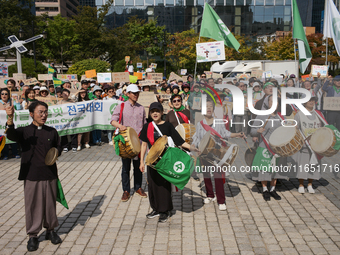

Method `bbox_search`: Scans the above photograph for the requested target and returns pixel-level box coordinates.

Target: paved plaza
[1,137,340,255]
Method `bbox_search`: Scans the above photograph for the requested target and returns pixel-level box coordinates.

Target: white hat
[253,82,261,87]
[90,83,96,88]
[40,86,48,91]
[126,84,140,93]
[93,85,102,92]
[33,85,40,90]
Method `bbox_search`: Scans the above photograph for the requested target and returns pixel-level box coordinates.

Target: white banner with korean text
[0,100,121,144]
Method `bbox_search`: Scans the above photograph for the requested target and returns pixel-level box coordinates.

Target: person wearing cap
[322,75,340,129]
[62,80,71,89]
[81,80,90,91]
[192,99,246,209]
[139,102,192,222]
[76,89,91,150]
[252,82,264,100]
[111,84,147,201]
[292,96,325,194]
[48,84,56,97]
[33,85,40,96]
[39,87,49,98]
[91,86,103,100]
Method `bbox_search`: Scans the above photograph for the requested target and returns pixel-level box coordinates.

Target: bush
[112,59,127,72]
[8,58,47,78]
[67,59,111,78]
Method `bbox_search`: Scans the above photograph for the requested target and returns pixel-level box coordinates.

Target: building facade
[35,0,79,18]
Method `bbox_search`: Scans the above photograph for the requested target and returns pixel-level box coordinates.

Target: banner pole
[326,37,328,65]
[193,36,201,85]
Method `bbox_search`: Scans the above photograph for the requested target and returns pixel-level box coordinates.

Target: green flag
[292,0,312,74]
[53,77,62,87]
[48,64,55,74]
[152,147,194,190]
[200,3,240,51]
[56,179,69,209]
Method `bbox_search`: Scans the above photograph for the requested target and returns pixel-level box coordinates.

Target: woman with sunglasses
[22,88,37,110]
[165,94,190,129]
[0,88,21,159]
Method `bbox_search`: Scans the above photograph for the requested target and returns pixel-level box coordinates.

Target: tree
[8,57,46,78]
[67,59,110,78]
[261,33,295,61]
[38,14,79,70]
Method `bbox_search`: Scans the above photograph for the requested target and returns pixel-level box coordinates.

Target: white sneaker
[298,186,305,194]
[307,185,315,194]
[218,203,227,211]
[85,144,90,148]
[63,148,68,153]
[72,148,77,153]
[203,197,216,204]
[77,146,81,151]
[109,141,113,146]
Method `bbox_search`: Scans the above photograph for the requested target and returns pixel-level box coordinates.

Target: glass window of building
[176,0,184,6]
[115,0,124,5]
[226,0,234,5]
[254,15,264,23]
[186,0,194,6]
[125,0,134,6]
[235,7,241,15]
[256,0,264,5]
[265,0,274,5]
[155,0,163,6]
[274,6,284,16]
[245,0,255,5]
[135,0,144,5]
[145,0,154,5]
[235,26,241,35]
[235,16,241,25]
[255,6,264,15]
[236,0,244,5]
[284,6,290,15]
[264,6,274,16]
[216,0,224,6]
[197,0,205,6]
[276,0,284,5]
[166,0,174,6]
[283,15,290,25]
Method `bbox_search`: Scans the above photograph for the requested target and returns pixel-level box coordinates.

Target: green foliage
[8,57,47,78]
[261,33,295,60]
[113,59,127,72]
[67,59,110,78]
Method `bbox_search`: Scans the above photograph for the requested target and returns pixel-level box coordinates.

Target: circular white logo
[173,161,185,173]
[262,149,271,159]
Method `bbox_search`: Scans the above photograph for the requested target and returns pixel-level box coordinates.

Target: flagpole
[326,37,328,65]
[193,36,201,85]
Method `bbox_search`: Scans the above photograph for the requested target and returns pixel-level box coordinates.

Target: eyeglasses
[36,111,48,116]
[1,93,8,96]
[172,99,181,103]
[108,90,114,93]
[201,76,206,78]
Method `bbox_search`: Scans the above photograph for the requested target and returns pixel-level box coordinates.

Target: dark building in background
[35,0,79,18]
[105,0,292,36]
[296,0,325,33]
[20,0,36,16]
[79,0,96,7]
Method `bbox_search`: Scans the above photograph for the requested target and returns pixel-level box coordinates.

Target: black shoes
[146,210,160,219]
[27,237,39,252]
[270,190,282,200]
[263,191,271,201]
[158,212,171,223]
[45,231,62,245]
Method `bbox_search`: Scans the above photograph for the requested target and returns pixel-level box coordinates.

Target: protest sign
[192,97,202,110]
[24,78,39,86]
[137,63,143,68]
[182,76,188,82]
[147,73,162,82]
[57,74,78,81]
[0,62,8,77]
[0,78,8,88]
[85,69,96,78]
[151,63,157,69]
[97,73,112,83]
[138,92,157,107]
[301,74,310,82]
[204,71,213,78]
[323,97,340,111]
[263,71,272,79]
[80,75,86,81]
[38,74,53,81]
[311,65,328,77]
[112,72,130,83]
[13,73,27,80]
[139,80,156,86]
[168,72,182,82]
[212,73,223,79]
[196,41,225,62]
[125,56,130,62]
[160,94,171,114]
[181,69,187,75]
[251,70,263,80]
[133,72,143,80]
[0,100,121,143]
[35,96,63,106]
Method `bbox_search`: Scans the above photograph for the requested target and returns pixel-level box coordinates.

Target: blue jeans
[2,143,18,157]
[92,130,102,144]
[121,158,142,193]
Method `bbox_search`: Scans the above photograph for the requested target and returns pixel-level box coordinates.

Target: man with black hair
[5,101,63,252]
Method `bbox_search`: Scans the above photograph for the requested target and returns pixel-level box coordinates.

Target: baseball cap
[290,74,296,78]
[253,82,261,87]
[182,83,190,88]
[33,86,40,90]
[90,83,96,88]
[149,102,163,112]
[334,75,340,80]
[126,84,140,93]
[81,80,89,84]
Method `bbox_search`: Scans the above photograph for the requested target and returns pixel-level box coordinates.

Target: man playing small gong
[5,101,63,252]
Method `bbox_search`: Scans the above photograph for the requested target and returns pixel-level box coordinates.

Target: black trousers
[61,135,77,149]
[147,166,173,213]
[326,111,340,129]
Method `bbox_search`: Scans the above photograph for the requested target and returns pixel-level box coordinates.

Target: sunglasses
[201,76,206,78]
[1,93,8,96]
[172,99,181,103]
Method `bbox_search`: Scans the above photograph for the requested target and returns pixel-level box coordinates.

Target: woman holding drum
[250,95,291,201]
[192,100,245,210]
[292,96,326,194]
[139,102,192,223]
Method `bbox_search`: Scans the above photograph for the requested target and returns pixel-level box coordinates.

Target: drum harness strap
[113,103,126,156]
[174,110,189,125]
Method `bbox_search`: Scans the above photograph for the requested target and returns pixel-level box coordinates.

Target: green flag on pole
[48,64,55,74]
[200,3,240,51]
[53,77,62,87]
[292,0,312,74]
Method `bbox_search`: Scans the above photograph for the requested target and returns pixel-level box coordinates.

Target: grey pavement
[1,137,340,254]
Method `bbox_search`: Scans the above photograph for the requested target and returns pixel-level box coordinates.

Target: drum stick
[143,171,149,185]
[242,134,252,152]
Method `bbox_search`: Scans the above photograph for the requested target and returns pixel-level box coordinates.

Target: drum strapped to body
[269,126,304,157]
[175,123,196,144]
[113,127,141,158]
[310,127,339,157]
[45,147,58,166]
[198,131,238,167]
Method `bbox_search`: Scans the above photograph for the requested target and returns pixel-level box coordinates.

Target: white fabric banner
[0,100,121,143]
[323,0,340,56]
